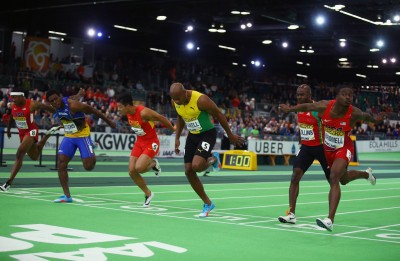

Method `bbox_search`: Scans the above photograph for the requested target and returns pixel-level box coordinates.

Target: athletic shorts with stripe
[324,143,354,168]
[131,138,160,158]
[184,128,216,163]
[293,144,330,181]
[58,136,95,159]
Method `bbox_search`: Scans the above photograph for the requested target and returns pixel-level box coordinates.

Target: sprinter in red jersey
[116,92,175,207]
[279,87,383,231]
[278,84,330,225]
[0,89,58,191]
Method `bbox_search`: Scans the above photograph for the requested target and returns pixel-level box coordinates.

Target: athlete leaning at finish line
[279,87,383,231]
[116,92,175,207]
[0,88,58,192]
[170,82,245,217]
[278,84,376,226]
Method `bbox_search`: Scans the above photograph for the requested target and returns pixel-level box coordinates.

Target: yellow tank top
[62,119,91,138]
[174,91,214,134]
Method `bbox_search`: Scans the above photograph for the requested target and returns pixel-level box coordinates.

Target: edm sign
[247,139,299,155]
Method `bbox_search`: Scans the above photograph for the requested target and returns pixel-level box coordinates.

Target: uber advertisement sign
[3,128,186,157]
[247,140,299,155]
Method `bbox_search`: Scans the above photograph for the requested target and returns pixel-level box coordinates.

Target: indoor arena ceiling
[1,0,400,83]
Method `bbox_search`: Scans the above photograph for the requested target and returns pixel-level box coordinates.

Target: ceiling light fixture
[288,25,299,30]
[49,30,67,36]
[324,5,400,26]
[208,24,217,33]
[149,47,168,53]
[156,16,167,21]
[262,40,272,44]
[217,25,226,33]
[218,45,236,51]
[114,25,137,31]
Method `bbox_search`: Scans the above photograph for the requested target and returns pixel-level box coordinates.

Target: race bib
[14,117,28,129]
[152,142,159,152]
[29,129,37,137]
[324,128,345,149]
[62,121,78,134]
[131,127,146,136]
[299,124,315,141]
[186,119,202,132]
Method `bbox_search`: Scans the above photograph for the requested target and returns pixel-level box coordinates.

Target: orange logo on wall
[24,37,50,72]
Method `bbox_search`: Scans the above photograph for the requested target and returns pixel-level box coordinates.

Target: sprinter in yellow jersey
[170,82,245,217]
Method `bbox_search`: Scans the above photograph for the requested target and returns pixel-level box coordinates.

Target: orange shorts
[131,139,160,158]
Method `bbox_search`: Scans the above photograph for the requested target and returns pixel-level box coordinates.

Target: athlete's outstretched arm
[69,100,116,129]
[30,100,55,113]
[351,106,385,125]
[279,100,329,114]
[68,88,86,101]
[141,107,175,132]
[197,95,245,147]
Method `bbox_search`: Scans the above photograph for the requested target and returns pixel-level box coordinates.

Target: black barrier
[0,127,7,167]
[0,129,73,170]
[50,133,73,171]
[34,132,46,167]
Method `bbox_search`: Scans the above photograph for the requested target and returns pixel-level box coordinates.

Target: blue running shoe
[54,195,73,203]
[198,202,215,217]
[211,152,221,172]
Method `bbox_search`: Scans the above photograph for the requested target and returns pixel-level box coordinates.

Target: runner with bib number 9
[116,92,175,207]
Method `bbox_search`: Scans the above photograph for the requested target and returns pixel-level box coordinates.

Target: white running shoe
[278,212,296,224]
[0,183,10,192]
[316,217,333,231]
[366,167,376,185]
[143,192,154,207]
[46,125,62,135]
[152,159,161,177]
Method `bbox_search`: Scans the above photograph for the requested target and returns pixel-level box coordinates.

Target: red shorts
[131,139,160,158]
[324,143,354,168]
[19,128,39,143]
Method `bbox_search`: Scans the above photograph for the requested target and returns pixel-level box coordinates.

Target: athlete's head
[9,87,26,106]
[336,87,353,107]
[46,89,63,109]
[296,84,312,104]
[169,82,187,105]
[116,92,134,116]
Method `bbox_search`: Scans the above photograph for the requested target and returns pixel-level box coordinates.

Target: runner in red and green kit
[278,84,330,225]
[279,87,383,231]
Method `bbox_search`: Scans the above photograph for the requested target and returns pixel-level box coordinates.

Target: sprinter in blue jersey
[46,89,116,203]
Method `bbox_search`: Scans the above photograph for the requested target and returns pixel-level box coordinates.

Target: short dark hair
[336,86,353,95]
[46,89,61,98]
[116,92,133,106]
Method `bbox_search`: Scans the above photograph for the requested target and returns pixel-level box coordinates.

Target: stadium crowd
[0,56,399,142]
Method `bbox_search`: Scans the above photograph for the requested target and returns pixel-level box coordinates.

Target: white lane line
[335,224,400,236]
[2,190,400,244]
